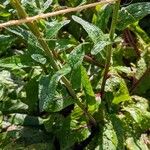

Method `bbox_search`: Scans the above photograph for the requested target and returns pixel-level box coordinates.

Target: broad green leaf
[136,57,147,79]
[0,127,53,149]
[117,2,150,30]
[93,119,119,150]
[93,4,112,32]
[6,27,28,39]
[0,54,34,69]
[114,66,133,76]
[71,66,81,89]
[31,54,47,64]
[81,65,96,105]
[0,70,16,87]
[110,115,125,150]
[123,107,150,131]
[134,68,150,95]
[0,12,11,17]
[45,20,70,39]
[0,35,15,54]
[24,76,39,113]
[43,114,64,132]
[68,43,86,69]
[112,78,131,104]
[49,108,89,150]
[44,92,74,113]
[133,50,150,95]
[91,41,111,55]
[55,39,75,52]
[0,99,28,114]
[57,118,89,150]
[131,95,149,111]
[8,114,43,126]
[39,65,72,112]
[44,108,89,149]
[126,136,149,150]
[42,0,53,12]
[72,15,109,44]
[106,75,131,104]
[39,75,50,112]
[101,122,118,150]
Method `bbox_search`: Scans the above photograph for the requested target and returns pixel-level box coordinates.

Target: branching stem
[11,0,96,125]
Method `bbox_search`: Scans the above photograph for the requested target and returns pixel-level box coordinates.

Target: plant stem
[101,0,120,98]
[11,0,96,125]
[0,0,115,28]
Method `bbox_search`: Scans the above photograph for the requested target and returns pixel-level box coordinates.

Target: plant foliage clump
[0,0,150,149]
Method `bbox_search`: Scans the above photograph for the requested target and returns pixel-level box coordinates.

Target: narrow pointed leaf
[68,43,86,69]
[91,41,111,55]
[72,15,109,44]
[0,55,34,69]
[112,78,131,104]
[39,65,72,112]
[117,2,150,30]
[45,20,70,39]
[31,54,47,64]
[81,65,95,105]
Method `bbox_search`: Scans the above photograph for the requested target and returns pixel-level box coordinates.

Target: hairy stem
[101,0,120,98]
[0,0,115,28]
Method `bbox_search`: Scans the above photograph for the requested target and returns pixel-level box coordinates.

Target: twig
[84,55,104,68]
[0,0,115,28]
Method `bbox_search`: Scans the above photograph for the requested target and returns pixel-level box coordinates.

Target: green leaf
[114,66,133,76]
[106,75,131,104]
[55,39,75,53]
[0,99,28,114]
[39,65,72,112]
[68,43,86,69]
[131,95,149,111]
[110,115,125,150]
[72,15,109,44]
[126,136,149,150]
[94,120,118,150]
[93,4,112,32]
[45,20,70,39]
[6,27,28,39]
[71,66,81,90]
[57,116,89,150]
[31,54,47,65]
[112,78,131,104]
[0,35,15,54]
[0,12,11,17]
[81,65,96,105]
[133,51,150,94]
[0,127,53,149]
[8,114,43,126]
[117,2,150,30]
[123,107,150,131]
[44,107,89,149]
[42,0,53,12]
[91,41,111,55]
[0,54,35,69]
[24,76,39,113]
